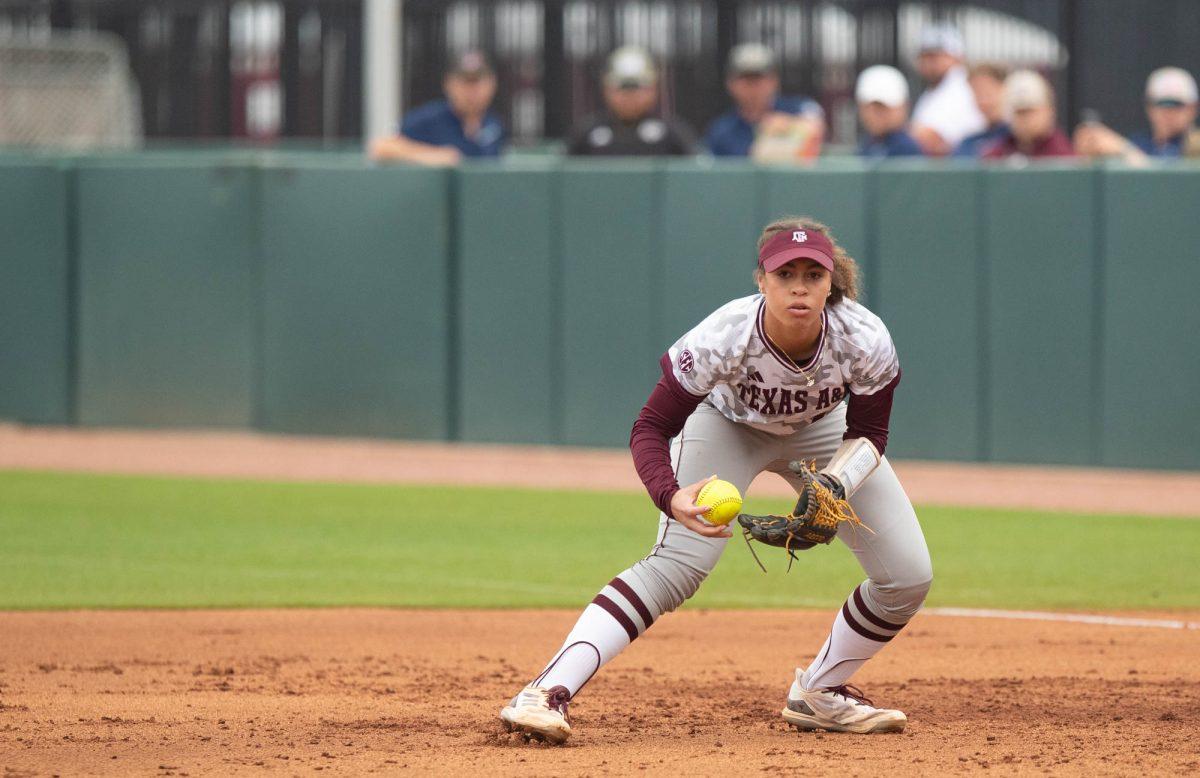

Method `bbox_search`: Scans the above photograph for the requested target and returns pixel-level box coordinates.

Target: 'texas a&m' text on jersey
[665,295,899,436]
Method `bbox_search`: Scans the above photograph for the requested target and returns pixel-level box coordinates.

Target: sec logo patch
[679,349,694,373]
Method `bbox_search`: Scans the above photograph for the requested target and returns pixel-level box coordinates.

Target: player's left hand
[805,470,846,500]
[736,461,867,571]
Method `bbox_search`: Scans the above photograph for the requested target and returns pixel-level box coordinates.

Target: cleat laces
[520,685,571,722]
[826,684,874,707]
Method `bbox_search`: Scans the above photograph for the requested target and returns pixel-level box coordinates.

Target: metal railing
[2,0,1196,145]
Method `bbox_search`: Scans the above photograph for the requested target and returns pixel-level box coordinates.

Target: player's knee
[629,556,710,614]
[866,562,932,620]
[904,571,933,608]
[663,564,708,609]
[675,570,706,605]
[899,558,933,609]
[906,549,933,593]
[895,542,933,598]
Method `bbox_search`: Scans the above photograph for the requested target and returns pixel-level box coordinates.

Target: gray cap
[728,43,777,77]
[605,45,658,88]
[448,49,493,79]
[1004,69,1053,113]
[918,24,965,57]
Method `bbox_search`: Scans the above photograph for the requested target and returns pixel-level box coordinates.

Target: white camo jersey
[666,294,899,435]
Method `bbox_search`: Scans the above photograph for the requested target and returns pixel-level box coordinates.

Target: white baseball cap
[1145,67,1198,105]
[1004,69,1053,113]
[605,45,657,89]
[728,43,777,76]
[855,65,909,107]
[918,24,965,58]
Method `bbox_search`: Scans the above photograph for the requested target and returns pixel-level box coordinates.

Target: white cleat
[499,684,573,744]
[782,683,907,734]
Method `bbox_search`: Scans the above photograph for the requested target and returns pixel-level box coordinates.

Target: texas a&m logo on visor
[792,230,808,243]
[678,349,695,373]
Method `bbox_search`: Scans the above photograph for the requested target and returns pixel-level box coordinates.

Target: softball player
[501,217,932,743]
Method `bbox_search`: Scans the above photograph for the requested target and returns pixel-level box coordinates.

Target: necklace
[762,326,819,387]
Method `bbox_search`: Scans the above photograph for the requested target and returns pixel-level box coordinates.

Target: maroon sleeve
[629,353,707,515]
[1049,130,1076,157]
[844,370,900,456]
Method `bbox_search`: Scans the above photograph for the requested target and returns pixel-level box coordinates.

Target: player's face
[757,258,832,325]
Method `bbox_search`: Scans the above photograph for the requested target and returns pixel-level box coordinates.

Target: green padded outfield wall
[5,157,1199,470]
[75,162,257,427]
[0,162,71,424]
[983,167,1100,465]
[659,161,762,344]
[258,163,451,439]
[873,166,984,461]
[455,164,558,443]
[559,162,662,447]
[1100,169,1200,470]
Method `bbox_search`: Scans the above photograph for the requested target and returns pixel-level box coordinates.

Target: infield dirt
[2,608,1198,776]
[3,425,1200,775]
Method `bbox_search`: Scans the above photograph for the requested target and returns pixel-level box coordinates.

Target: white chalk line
[924,607,1200,631]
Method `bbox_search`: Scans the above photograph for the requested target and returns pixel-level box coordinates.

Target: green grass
[1,469,1197,611]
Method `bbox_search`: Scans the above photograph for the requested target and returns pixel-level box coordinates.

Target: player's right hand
[670,475,733,539]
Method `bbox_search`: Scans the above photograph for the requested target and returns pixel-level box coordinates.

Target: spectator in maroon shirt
[982,70,1074,160]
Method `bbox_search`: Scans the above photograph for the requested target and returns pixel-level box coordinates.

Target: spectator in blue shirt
[370,50,505,165]
[954,63,1010,158]
[1075,67,1198,163]
[855,65,924,159]
[704,43,825,161]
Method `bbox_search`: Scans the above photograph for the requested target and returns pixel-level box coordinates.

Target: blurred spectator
[910,25,985,156]
[704,43,825,161]
[567,46,698,157]
[370,51,504,166]
[1074,67,1199,162]
[982,70,1074,160]
[954,63,1010,158]
[855,65,923,159]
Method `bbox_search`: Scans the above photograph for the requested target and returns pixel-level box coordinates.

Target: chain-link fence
[0,32,141,148]
[405,0,1070,147]
[2,0,1198,145]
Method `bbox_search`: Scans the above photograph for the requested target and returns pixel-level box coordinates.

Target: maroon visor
[758,228,835,273]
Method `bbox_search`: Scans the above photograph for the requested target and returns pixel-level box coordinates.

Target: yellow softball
[695,479,743,526]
